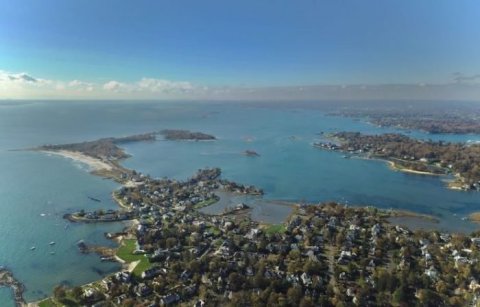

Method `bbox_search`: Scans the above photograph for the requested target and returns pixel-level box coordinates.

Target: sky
[1,0,480,100]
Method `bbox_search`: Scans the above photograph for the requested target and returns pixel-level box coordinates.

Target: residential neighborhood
[40,168,480,306]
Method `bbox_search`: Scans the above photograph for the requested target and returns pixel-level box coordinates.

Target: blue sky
[1,0,480,99]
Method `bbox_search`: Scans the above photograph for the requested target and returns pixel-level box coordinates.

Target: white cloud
[136,78,194,93]
[1,68,480,100]
[102,78,196,94]
[103,80,129,92]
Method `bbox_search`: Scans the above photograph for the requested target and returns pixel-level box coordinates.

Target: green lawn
[205,226,221,236]
[116,239,152,276]
[38,298,78,307]
[193,198,218,209]
[264,224,286,235]
[38,299,57,307]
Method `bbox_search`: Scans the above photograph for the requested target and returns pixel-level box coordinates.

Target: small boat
[30,246,36,251]
[49,241,55,246]
[40,213,46,217]
[342,155,350,159]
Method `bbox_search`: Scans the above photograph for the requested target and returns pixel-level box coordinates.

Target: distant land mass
[160,129,216,141]
[329,104,480,134]
[315,132,480,191]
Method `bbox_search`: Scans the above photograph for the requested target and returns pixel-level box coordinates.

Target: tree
[392,286,407,305]
[166,237,177,248]
[228,272,245,291]
[286,286,302,306]
[299,297,314,307]
[53,285,66,301]
[71,286,83,301]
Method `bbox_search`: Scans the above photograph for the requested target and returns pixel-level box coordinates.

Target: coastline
[354,156,465,191]
[39,150,113,172]
[386,160,440,176]
[386,208,439,223]
[28,131,479,306]
[468,212,480,223]
[389,159,471,192]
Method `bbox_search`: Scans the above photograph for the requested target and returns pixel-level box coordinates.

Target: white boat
[49,241,55,245]
[30,246,36,250]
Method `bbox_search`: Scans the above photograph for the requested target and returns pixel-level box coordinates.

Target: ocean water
[0,100,479,304]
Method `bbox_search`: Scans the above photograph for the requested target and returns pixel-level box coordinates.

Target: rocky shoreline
[0,268,26,307]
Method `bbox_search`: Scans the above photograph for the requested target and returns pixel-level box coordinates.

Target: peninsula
[314,132,480,191]
[39,198,480,307]
[32,132,480,307]
[34,130,217,182]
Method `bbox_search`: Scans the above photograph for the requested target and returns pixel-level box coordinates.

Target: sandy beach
[40,150,113,171]
[387,161,440,176]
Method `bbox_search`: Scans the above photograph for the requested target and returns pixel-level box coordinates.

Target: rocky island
[160,129,216,141]
[243,150,260,157]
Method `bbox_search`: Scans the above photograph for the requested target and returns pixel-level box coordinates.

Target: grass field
[193,198,218,209]
[38,299,57,307]
[116,239,152,276]
[264,224,286,235]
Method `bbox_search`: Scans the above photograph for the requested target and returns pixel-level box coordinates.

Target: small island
[314,132,480,191]
[160,129,216,141]
[243,150,260,157]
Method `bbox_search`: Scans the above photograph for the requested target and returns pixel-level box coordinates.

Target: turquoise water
[0,100,479,304]
[121,105,480,231]
[0,288,14,307]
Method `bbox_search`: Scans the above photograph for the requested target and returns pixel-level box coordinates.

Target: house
[180,270,192,281]
[425,266,438,279]
[194,300,206,307]
[301,272,312,286]
[136,283,152,297]
[245,228,261,240]
[142,267,162,279]
[115,271,131,283]
[160,293,181,306]
[338,250,354,264]
[371,224,381,237]
[83,288,96,299]
[471,238,480,246]
[115,294,127,305]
